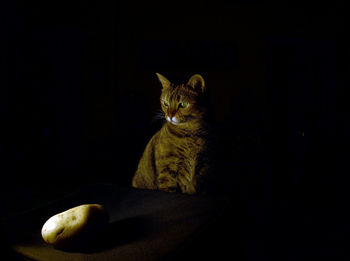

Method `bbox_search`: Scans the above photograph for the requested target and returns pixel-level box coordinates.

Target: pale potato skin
[41,204,109,249]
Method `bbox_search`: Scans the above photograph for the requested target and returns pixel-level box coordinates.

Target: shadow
[69,216,150,253]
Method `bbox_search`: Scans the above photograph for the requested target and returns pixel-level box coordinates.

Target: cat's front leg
[157,173,178,193]
[177,172,196,194]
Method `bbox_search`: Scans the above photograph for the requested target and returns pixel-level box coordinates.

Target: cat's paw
[157,175,178,193]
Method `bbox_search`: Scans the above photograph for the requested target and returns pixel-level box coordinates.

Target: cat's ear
[187,74,205,92]
[156,73,171,89]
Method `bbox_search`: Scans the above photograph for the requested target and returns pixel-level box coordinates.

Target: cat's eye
[178,102,188,109]
[163,100,169,107]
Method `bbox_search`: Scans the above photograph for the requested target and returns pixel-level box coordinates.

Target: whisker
[151,109,166,123]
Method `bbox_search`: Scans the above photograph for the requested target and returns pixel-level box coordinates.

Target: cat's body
[132,73,212,194]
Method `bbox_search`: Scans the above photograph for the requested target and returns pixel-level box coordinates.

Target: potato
[41,204,109,249]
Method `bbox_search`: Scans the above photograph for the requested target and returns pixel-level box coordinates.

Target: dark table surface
[2,183,228,261]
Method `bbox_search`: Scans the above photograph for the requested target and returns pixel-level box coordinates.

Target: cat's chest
[158,134,204,160]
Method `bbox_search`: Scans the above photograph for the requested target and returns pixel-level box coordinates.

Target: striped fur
[132,73,211,194]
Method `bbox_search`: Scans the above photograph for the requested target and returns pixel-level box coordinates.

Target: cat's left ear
[187,74,205,93]
[156,73,172,89]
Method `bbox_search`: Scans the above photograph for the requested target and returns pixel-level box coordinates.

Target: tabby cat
[132,73,212,195]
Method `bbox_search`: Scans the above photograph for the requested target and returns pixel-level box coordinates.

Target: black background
[1,0,350,260]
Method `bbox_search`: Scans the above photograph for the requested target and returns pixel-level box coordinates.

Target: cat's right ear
[156,73,171,89]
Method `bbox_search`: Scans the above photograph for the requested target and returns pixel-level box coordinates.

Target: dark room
[1,1,349,260]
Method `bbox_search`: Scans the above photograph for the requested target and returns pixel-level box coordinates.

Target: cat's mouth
[166,116,184,126]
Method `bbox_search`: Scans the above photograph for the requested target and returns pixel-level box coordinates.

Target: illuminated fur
[132,73,211,194]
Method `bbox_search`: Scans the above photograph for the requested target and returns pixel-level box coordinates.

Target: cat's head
[156,73,206,127]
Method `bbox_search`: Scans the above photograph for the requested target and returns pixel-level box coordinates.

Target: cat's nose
[168,110,176,119]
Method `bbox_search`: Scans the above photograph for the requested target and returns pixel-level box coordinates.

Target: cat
[131,73,212,195]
